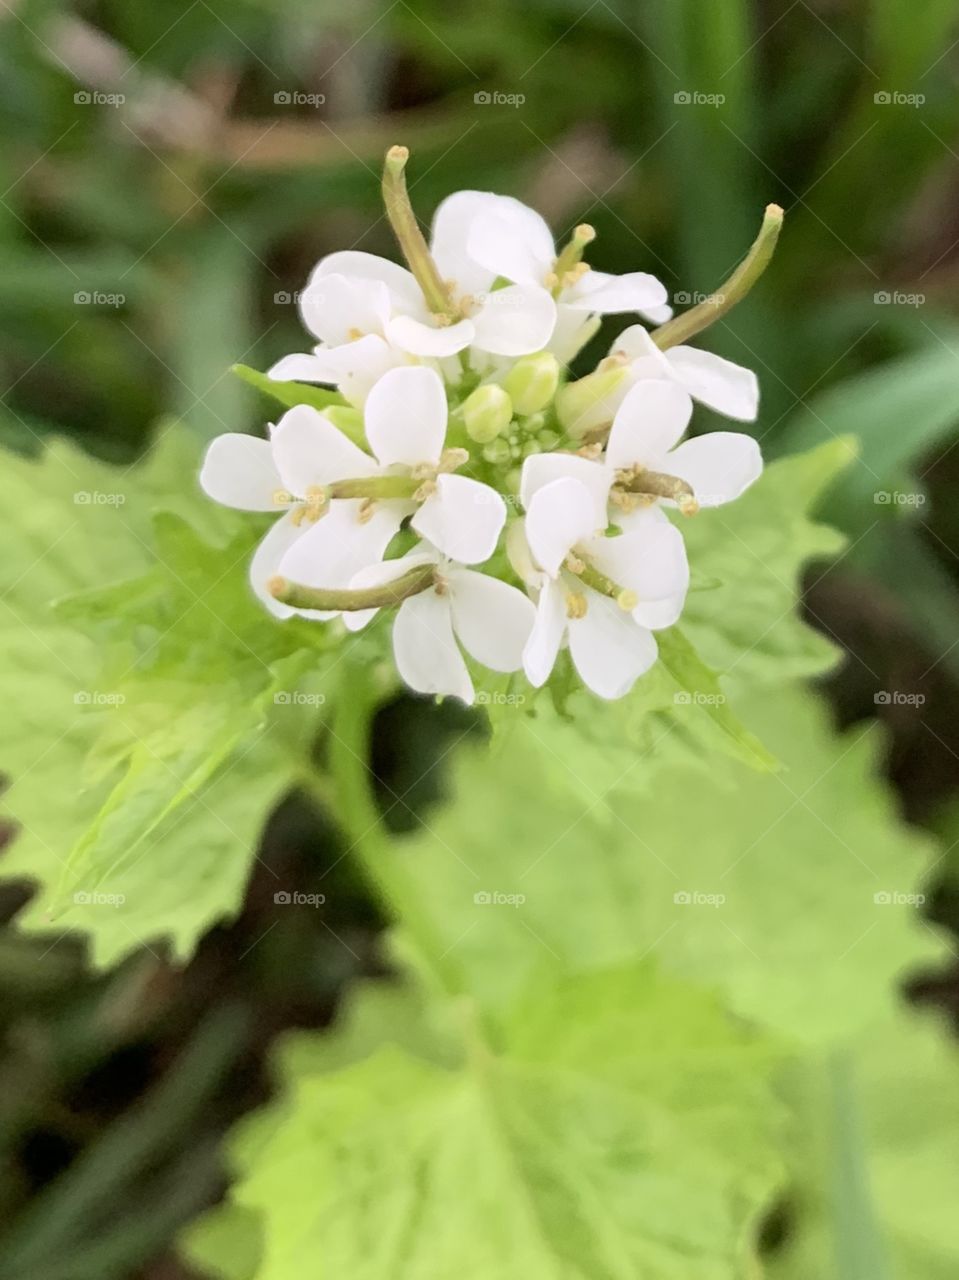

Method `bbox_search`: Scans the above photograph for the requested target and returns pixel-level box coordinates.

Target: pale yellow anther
[678,494,701,516]
[439,447,470,473]
[616,589,638,612]
[413,479,437,502]
[562,262,591,287]
[544,270,559,290]
[565,591,588,620]
[347,327,365,341]
[574,223,597,245]
[564,554,586,575]
[357,499,377,524]
[577,442,603,460]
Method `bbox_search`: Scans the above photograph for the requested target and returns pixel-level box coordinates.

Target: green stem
[652,203,784,351]
[328,660,469,1000]
[269,563,435,612]
[382,145,457,319]
[330,474,418,500]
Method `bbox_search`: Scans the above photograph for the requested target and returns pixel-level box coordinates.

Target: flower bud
[503,352,560,415]
[555,363,631,438]
[462,384,513,443]
[482,436,512,464]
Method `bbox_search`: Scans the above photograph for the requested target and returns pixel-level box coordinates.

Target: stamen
[438,447,469,473]
[565,591,588,619]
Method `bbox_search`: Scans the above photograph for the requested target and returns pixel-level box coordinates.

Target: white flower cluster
[201,160,766,703]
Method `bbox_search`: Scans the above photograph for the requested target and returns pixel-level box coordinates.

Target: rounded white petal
[521,453,611,528]
[525,477,601,577]
[270,405,377,494]
[607,324,674,389]
[548,306,601,364]
[278,499,405,593]
[364,366,448,467]
[470,285,557,357]
[312,251,423,312]
[644,303,674,325]
[335,335,410,408]
[666,431,763,506]
[466,204,555,287]
[393,590,474,704]
[267,352,338,385]
[385,313,475,358]
[523,578,567,688]
[249,510,307,619]
[298,274,390,346]
[632,591,686,630]
[411,474,506,564]
[200,433,284,512]
[430,191,502,295]
[447,568,535,673]
[563,270,669,316]
[665,345,759,422]
[568,590,658,699]
[341,549,437,632]
[585,522,689,603]
[605,379,693,472]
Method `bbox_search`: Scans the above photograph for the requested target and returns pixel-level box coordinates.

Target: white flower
[268,198,562,402]
[462,194,670,356]
[199,405,400,620]
[611,324,759,422]
[341,544,536,705]
[604,378,763,511]
[277,366,507,602]
[515,456,690,699]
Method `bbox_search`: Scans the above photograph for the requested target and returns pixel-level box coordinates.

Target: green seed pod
[462,384,513,443]
[503,352,561,415]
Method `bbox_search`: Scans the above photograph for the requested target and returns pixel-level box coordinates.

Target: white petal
[608,323,673,378]
[447,569,535,672]
[521,453,611,528]
[249,511,307,619]
[563,270,668,315]
[523,579,567,688]
[270,405,377,494]
[312,251,423,312]
[200,433,284,512]
[568,590,658,699]
[336,336,409,408]
[411,474,505,564]
[666,431,763,506]
[665,346,759,421]
[548,306,601,364]
[644,303,674,325]
[393,590,474,704]
[470,285,557,357]
[525,477,600,577]
[364,366,448,467]
[267,352,338,386]
[278,500,404,593]
[341,549,436,632]
[385,313,475,358]
[632,591,686,630]
[604,379,693,472]
[585,523,689,603]
[298,274,390,346]
[430,191,502,295]
[466,203,555,287]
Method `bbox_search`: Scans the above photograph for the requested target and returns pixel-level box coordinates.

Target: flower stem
[652,203,784,351]
[328,658,470,1001]
[382,145,457,320]
[268,563,435,612]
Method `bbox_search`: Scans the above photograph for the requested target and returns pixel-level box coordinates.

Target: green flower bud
[536,428,561,451]
[462,384,513,443]
[503,352,561,415]
[555,362,631,439]
[482,436,512,464]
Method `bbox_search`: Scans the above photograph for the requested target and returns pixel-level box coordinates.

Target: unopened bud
[503,352,560,415]
[482,436,512,464]
[462,384,513,443]
[556,364,631,438]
